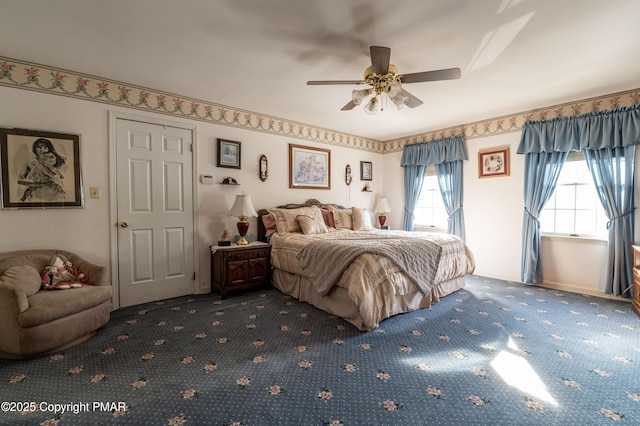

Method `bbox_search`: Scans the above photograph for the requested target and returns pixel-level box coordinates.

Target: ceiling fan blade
[307,80,363,85]
[370,46,390,74]
[401,67,461,84]
[341,100,356,110]
[400,89,423,108]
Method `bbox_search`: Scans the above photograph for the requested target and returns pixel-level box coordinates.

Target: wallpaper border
[1,56,639,154]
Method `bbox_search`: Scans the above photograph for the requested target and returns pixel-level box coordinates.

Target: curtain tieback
[606,208,635,229]
[524,207,539,221]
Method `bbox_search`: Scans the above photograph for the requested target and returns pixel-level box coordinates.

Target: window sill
[541,233,607,245]
[414,225,447,233]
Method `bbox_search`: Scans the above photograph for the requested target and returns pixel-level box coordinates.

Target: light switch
[90,187,100,199]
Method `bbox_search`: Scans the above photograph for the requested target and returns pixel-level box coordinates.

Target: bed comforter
[269,229,475,329]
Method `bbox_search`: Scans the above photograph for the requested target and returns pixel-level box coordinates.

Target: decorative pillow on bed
[352,206,373,231]
[261,213,278,237]
[321,208,335,228]
[296,214,329,235]
[269,206,323,234]
[331,207,353,230]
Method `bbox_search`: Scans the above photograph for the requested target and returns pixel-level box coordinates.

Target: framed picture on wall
[217,138,241,169]
[478,147,510,178]
[289,144,331,189]
[360,161,372,181]
[0,128,83,208]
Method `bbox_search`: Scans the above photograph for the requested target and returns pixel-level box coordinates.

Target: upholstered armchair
[0,249,112,359]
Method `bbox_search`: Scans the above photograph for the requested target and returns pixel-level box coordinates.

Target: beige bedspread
[271,229,474,290]
[296,232,442,297]
[269,229,474,330]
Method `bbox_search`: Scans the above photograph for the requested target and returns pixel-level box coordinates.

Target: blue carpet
[1,275,638,425]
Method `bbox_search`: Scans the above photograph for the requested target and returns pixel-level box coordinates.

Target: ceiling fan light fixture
[352,88,370,106]
[386,80,402,97]
[390,94,408,110]
[364,96,379,115]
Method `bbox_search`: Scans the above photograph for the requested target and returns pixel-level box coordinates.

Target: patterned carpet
[1,275,638,425]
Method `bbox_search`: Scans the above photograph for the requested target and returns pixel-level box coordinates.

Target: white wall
[0,86,385,294]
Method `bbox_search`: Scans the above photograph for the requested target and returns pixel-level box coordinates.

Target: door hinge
[193,272,196,280]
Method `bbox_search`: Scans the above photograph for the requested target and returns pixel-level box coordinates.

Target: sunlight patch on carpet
[491,338,558,406]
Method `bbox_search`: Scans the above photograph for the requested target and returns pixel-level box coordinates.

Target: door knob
[120,221,129,228]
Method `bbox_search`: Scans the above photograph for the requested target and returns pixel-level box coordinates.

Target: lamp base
[236,219,250,245]
[378,214,387,227]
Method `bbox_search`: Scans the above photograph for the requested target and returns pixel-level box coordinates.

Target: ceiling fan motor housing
[364,64,400,95]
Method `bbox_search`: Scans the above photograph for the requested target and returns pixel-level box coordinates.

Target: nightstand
[632,245,640,317]
[211,242,271,298]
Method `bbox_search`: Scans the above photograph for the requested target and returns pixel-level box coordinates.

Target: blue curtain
[402,163,426,231]
[401,135,468,234]
[584,146,636,297]
[520,151,568,283]
[436,160,465,239]
[517,105,640,292]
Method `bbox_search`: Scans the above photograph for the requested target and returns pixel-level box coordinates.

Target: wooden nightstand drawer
[227,248,269,261]
[211,243,271,298]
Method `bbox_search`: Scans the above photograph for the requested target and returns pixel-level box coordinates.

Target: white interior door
[116,119,195,307]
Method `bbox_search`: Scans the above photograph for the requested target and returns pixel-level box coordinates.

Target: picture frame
[217,138,241,169]
[360,161,372,181]
[478,146,510,178]
[289,144,331,190]
[0,128,83,208]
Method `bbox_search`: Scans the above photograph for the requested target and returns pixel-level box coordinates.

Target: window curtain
[583,146,635,297]
[436,160,465,239]
[517,105,640,294]
[400,135,468,237]
[520,151,568,283]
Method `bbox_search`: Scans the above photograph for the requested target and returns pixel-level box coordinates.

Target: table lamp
[228,192,258,245]
[374,197,391,228]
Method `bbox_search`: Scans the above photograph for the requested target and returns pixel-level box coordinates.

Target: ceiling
[1,0,639,141]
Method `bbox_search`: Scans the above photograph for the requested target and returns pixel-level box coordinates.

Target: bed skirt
[270,268,466,331]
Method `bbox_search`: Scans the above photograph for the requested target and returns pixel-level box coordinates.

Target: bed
[257,199,475,331]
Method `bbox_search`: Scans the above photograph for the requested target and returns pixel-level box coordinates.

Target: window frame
[413,165,448,231]
[539,151,608,240]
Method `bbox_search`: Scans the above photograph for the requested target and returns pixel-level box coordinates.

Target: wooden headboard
[257,199,346,242]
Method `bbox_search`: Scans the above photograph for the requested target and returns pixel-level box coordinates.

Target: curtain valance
[517,105,640,154]
[401,134,468,166]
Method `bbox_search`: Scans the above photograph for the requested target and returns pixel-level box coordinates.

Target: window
[539,151,608,238]
[413,165,448,229]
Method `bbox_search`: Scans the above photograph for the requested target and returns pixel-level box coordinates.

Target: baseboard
[471,272,631,303]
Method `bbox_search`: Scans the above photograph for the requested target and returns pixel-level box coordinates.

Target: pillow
[1,265,41,296]
[261,213,277,237]
[332,208,353,230]
[269,206,322,234]
[321,208,335,228]
[296,214,329,235]
[352,207,373,231]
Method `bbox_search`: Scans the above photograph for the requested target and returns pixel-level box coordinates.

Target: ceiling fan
[307,46,461,114]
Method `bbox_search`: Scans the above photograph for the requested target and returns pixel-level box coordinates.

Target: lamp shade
[374,198,391,214]
[228,192,258,218]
